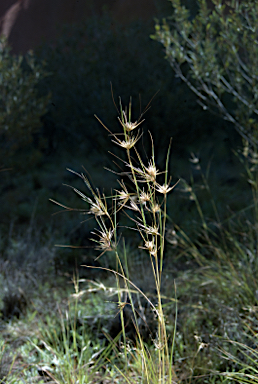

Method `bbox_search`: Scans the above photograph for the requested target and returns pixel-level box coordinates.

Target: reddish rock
[0,0,158,54]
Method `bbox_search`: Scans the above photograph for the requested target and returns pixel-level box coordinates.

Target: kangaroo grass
[52,97,258,382]
[51,98,179,383]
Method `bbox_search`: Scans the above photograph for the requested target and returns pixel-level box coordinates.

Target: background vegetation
[1,1,258,383]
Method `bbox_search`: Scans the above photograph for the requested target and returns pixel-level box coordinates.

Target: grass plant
[3,97,258,382]
[219,338,258,384]
[28,278,108,384]
[0,276,115,384]
[50,97,258,383]
[51,98,180,383]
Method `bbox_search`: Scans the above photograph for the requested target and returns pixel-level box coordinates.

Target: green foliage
[0,282,111,384]
[153,0,258,145]
[0,36,50,170]
[162,147,258,380]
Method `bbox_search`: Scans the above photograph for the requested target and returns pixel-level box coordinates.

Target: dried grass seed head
[150,202,160,213]
[143,240,156,253]
[138,222,160,236]
[118,110,144,132]
[112,133,141,150]
[115,180,132,203]
[155,183,175,195]
[166,227,178,247]
[128,199,141,212]
[139,189,151,204]
[116,189,130,202]
[89,204,106,216]
[145,162,159,182]
[128,161,160,183]
[140,242,158,258]
[91,228,114,252]
[87,194,108,217]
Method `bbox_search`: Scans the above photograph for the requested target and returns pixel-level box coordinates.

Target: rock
[0,0,158,54]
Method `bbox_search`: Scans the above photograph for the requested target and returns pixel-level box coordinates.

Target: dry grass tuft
[52,97,179,383]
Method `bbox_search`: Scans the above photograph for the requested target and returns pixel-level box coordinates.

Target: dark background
[0,0,246,268]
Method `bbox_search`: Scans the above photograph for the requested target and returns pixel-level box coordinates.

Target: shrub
[0,36,50,170]
[152,0,258,145]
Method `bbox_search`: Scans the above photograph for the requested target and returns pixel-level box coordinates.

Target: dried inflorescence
[51,98,179,381]
[66,100,179,261]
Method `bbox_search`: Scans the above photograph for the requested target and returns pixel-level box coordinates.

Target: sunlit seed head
[118,110,144,132]
[118,109,144,132]
[116,190,130,201]
[129,200,140,211]
[150,249,158,257]
[104,229,113,242]
[126,162,159,183]
[145,163,158,182]
[124,121,139,132]
[151,203,160,213]
[155,183,174,195]
[138,223,159,236]
[115,181,131,203]
[139,190,151,204]
[139,239,157,256]
[93,228,114,251]
[112,134,140,150]
[144,240,155,252]
[120,140,135,149]
[126,158,161,184]
[89,204,105,216]
[145,225,159,236]
[154,338,165,351]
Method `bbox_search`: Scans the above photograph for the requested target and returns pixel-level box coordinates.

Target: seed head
[91,228,114,252]
[89,204,106,216]
[115,181,131,204]
[139,190,151,204]
[87,196,108,217]
[145,162,159,182]
[151,202,160,213]
[155,183,174,195]
[139,239,157,257]
[112,134,141,149]
[156,179,180,195]
[118,110,144,132]
[138,223,159,236]
[116,190,130,202]
[128,199,140,212]
[166,227,178,247]
[128,161,160,183]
